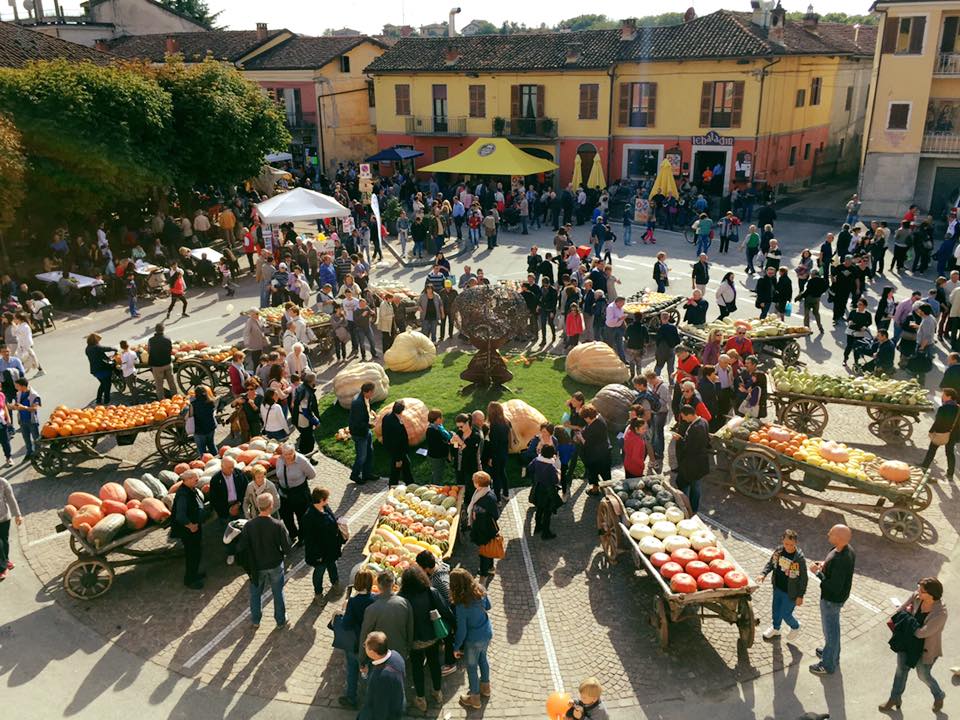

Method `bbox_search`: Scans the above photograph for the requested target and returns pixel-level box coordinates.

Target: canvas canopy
[255,187,350,224]
[366,146,424,163]
[418,137,557,176]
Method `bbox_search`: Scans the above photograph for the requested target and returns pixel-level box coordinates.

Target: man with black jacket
[798,268,828,333]
[579,404,610,496]
[754,267,777,320]
[148,324,177,399]
[538,278,558,346]
[238,492,292,628]
[381,400,413,487]
[520,282,539,338]
[208,456,249,564]
[809,523,856,675]
[171,469,206,589]
[526,247,542,281]
[349,383,377,484]
[831,256,859,325]
[673,405,709,513]
[293,371,320,456]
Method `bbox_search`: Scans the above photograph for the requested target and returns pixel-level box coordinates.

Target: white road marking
[182,488,386,670]
[28,529,68,546]
[507,496,564,693]
[700,515,882,614]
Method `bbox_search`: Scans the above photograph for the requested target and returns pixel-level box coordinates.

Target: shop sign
[691,131,734,147]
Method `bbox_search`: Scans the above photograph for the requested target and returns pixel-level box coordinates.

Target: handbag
[928,409,960,446]
[183,403,195,435]
[328,612,358,651]
[478,517,505,559]
[429,590,450,640]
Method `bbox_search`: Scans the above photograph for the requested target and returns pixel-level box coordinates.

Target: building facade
[860,0,960,218]
[366,6,874,195]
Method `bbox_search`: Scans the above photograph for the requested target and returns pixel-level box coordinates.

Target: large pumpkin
[501,399,547,453]
[332,362,390,409]
[878,460,911,483]
[565,342,630,385]
[383,331,436,373]
[373,397,430,446]
[590,383,636,429]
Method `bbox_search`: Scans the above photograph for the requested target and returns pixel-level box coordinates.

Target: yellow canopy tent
[587,158,606,189]
[649,159,680,199]
[571,154,583,190]
[418,137,558,176]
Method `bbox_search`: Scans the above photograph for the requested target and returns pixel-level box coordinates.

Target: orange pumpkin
[878,460,911,483]
[101,499,128,516]
[124,508,149,530]
[98,482,127,504]
[41,423,58,439]
[72,504,104,529]
[68,491,101,509]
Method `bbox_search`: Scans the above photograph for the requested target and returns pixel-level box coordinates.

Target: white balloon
[225,303,234,314]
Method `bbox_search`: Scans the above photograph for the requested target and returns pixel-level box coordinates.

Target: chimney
[399,25,413,37]
[751,0,771,28]
[769,2,786,43]
[565,41,583,65]
[256,22,268,42]
[444,44,461,65]
[620,17,637,42]
[803,4,819,30]
[683,7,697,22]
[94,39,108,52]
[448,7,461,37]
[165,35,179,55]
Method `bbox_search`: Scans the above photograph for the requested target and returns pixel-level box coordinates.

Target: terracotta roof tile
[105,29,287,63]
[0,21,114,68]
[243,35,387,70]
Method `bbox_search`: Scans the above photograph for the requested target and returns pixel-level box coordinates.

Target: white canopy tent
[255,187,350,223]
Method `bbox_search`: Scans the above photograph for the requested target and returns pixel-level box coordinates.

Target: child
[125,273,139,318]
[554,426,576,500]
[623,417,648,478]
[567,677,609,720]
[564,302,584,349]
[396,210,410,258]
[119,340,138,396]
[759,528,807,641]
[527,444,560,540]
[425,409,452,484]
[219,258,236,297]
[330,306,349,362]
[643,208,656,244]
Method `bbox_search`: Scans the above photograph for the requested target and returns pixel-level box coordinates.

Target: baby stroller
[501,205,522,232]
[145,269,169,299]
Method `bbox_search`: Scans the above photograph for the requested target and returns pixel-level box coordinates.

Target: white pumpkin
[332,362,390,409]
[384,331,437,372]
[648,511,667,524]
[676,518,701,538]
[690,530,717,550]
[652,520,677,539]
[629,511,650,526]
[664,507,685,524]
[663,535,692,553]
[638,536,665,555]
[501,399,548,453]
[629,523,654,541]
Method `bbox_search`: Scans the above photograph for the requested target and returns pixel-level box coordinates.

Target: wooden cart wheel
[879,507,924,544]
[31,443,66,477]
[210,364,231,390]
[111,371,127,394]
[730,450,783,500]
[652,596,670,650]
[781,339,802,366]
[667,309,680,326]
[155,417,195,463]
[780,398,828,436]
[907,484,933,512]
[69,533,89,557]
[645,314,661,331]
[866,406,886,421]
[876,415,913,444]
[596,496,622,563]
[63,557,115,600]
[175,360,214,394]
[737,597,756,648]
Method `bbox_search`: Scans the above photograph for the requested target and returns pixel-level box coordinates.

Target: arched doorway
[576,143,598,188]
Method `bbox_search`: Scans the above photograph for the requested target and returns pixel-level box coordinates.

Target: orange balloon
[545,692,571,720]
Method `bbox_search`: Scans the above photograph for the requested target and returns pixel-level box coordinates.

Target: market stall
[597,475,756,649]
[680,316,811,366]
[768,367,933,442]
[712,417,932,544]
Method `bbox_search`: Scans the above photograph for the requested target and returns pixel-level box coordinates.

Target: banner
[370,193,384,247]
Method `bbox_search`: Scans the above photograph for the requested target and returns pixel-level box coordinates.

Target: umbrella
[587,158,606,190]
[255,187,350,224]
[265,152,293,163]
[418,137,557,176]
[649,159,680,199]
[365,146,424,163]
[571,154,583,190]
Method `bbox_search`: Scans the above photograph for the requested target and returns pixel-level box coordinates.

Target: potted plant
[540,117,555,136]
[381,197,402,234]
[493,116,506,136]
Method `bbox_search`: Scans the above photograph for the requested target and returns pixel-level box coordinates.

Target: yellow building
[107,27,387,172]
[860,0,960,217]
[366,6,873,195]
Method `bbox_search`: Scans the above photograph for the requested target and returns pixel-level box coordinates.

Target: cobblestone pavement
[12,396,958,717]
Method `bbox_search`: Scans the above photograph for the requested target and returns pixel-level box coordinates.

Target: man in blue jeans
[13,377,40,459]
[809,523,856,675]
[238,492,292,629]
[348,383,377,484]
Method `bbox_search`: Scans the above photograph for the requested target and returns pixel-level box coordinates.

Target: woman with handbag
[400,566,454,712]
[452,414,484,512]
[451,568,494,710]
[920,387,960,481]
[260,389,289,441]
[336,568,376,710]
[467,471,501,578]
[484,401,512,504]
[879,577,948,712]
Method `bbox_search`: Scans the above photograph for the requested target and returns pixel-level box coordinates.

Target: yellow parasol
[587,158,606,189]
[649,158,680,199]
[571,154,583,190]
[417,137,558,176]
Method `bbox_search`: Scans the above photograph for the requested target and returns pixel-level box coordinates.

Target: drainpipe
[605,66,616,190]
[861,11,886,199]
[753,57,780,190]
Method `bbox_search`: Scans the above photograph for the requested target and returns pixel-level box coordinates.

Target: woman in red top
[564,302,584,348]
[623,418,648,478]
[674,346,701,385]
[166,269,188,320]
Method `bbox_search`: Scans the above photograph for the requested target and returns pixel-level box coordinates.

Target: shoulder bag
[929,408,960,446]
[478,518,505,559]
[429,589,450,641]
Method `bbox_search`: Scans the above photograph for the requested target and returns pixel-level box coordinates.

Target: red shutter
[647,83,657,127]
[579,84,587,119]
[618,83,630,126]
[699,81,713,127]
[909,17,926,54]
[881,17,898,53]
[536,85,545,118]
[730,81,745,128]
[510,85,520,118]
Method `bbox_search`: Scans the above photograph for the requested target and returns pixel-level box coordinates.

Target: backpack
[636,389,661,413]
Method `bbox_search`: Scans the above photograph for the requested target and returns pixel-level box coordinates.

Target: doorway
[931,166,960,218]
[692,150,727,195]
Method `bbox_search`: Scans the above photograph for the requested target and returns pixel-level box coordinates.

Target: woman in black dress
[484,401,511,504]
[452,413,484,511]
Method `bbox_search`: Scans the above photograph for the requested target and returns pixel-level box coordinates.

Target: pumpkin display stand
[453,285,530,390]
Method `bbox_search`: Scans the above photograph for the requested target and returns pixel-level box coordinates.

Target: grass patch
[316,351,597,485]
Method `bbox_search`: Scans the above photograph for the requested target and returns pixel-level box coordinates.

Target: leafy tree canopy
[159,0,220,29]
[0,113,25,231]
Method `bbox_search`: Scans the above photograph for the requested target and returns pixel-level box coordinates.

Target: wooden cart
[711,434,932,544]
[624,292,684,331]
[360,487,463,561]
[596,482,758,650]
[770,391,932,444]
[31,417,195,477]
[681,328,811,366]
[112,356,234,397]
[260,316,334,357]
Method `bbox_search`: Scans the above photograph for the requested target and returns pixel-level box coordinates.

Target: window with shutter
[647,84,656,127]
[623,82,656,127]
[699,81,712,127]
[579,84,599,120]
[618,83,630,126]
[469,85,486,118]
[887,102,910,130]
[844,86,853,112]
[810,77,822,106]
[796,89,806,108]
[706,81,739,128]
[395,84,410,116]
[510,85,520,119]
[941,16,959,53]
[908,17,926,54]
[893,17,926,54]
[536,85,545,118]
[881,17,898,53]
[730,81,744,128]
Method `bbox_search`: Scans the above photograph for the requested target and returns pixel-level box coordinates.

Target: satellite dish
[23,0,32,10]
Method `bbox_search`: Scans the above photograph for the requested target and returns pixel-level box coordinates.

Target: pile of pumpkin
[61,479,173,550]
[41,396,187,439]
[257,306,330,329]
[622,290,682,316]
[120,341,236,367]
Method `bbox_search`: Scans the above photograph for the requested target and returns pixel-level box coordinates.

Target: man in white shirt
[604,296,627,362]
[96,222,109,251]
[13,314,42,375]
[193,210,211,243]
[120,341,139,395]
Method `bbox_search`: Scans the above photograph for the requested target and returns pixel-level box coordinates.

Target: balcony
[404,116,466,135]
[922,133,960,154]
[497,116,558,140]
[283,111,317,131]
[934,53,960,75]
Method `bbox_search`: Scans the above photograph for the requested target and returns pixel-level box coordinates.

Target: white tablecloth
[35,271,103,289]
[133,260,163,275]
[190,247,223,264]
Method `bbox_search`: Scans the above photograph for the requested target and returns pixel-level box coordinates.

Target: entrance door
[432,84,448,133]
[931,166,960,218]
[692,150,726,195]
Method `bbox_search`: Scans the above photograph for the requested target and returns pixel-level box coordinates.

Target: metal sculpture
[453,285,529,387]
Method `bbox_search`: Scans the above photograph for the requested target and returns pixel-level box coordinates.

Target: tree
[0,60,173,224]
[0,113,24,232]
[159,0,220,29]
[467,20,498,35]
[554,14,618,31]
[152,58,290,192]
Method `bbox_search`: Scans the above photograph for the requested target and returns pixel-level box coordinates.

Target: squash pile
[681,315,809,341]
[257,307,330,329]
[364,484,461,574]
[770,367,931,406]
[622,290,682,316]
[120,341,238,367]
[41,397,187,438]
[60,478,174,550]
